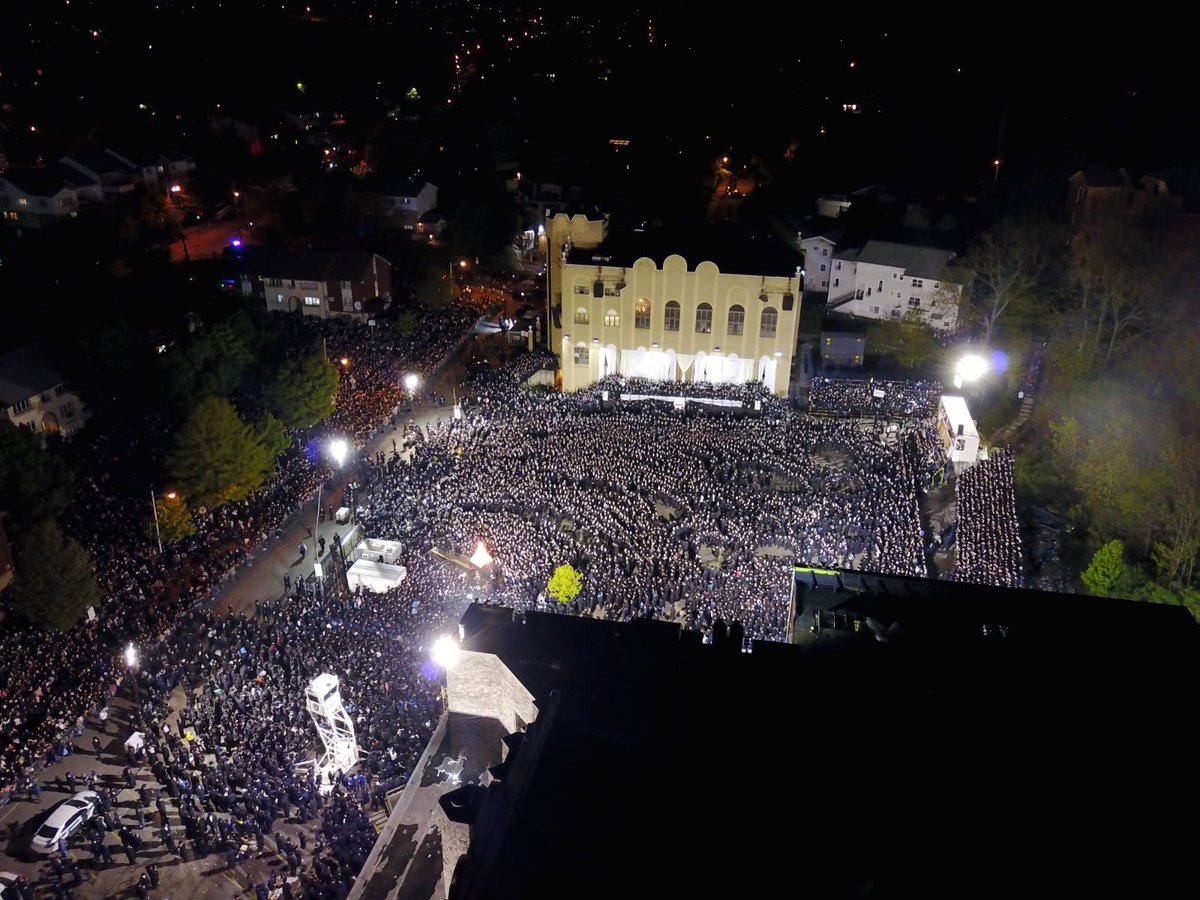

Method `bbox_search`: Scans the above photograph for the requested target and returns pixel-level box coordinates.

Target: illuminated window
[664,300,680,332]
[604,310,620,327]
[573,284,590,295]
[17,198,28,206]
[760,307,778,338]
[634,298,651,329]
[573,345,589,365]
[304,296,321,306]
[574,308,590,324]
[695,302,712,334]
[726,305,744,336]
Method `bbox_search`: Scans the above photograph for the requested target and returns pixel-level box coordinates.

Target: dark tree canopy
[0,421,75,532]
[166,396,274,510]
[159,311,259,402]
[263,352,339,430]
[9,519,101,632]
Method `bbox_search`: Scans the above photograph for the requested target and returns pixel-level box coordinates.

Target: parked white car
[29,790,100,854]
[1,871,25,900]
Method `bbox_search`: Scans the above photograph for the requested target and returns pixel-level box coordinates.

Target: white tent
[346,559,407,593]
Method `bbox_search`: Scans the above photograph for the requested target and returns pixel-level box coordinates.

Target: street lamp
[328,438,348,469]
[150,489,177,556]
[168,184,190,261]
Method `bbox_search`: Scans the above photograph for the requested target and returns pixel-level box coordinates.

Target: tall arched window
[574,307,590,324]
[664,300,681,332]
[727,304,745,336]
[760,306,778,338]
[634,298,651,329]
[604,309,620,327]
[695,302,713,334]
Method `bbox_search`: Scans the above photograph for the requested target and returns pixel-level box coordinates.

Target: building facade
[0,347,89,441]
[546,213,802,395]
[826,240,965,332]
[246,248,393,322]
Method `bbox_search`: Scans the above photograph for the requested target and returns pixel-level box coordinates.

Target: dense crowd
[954,448,1024,588]
[808,377,946,418]
[2,315,1027,896]
[0,305,474,805]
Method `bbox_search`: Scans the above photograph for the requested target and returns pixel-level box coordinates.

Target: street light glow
[956,354,989,383]
[125,643,138,669]
[430,635,461,669]
[329,438,348,467]
[404,373,419,392]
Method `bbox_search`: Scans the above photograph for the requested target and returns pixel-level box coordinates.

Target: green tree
[9,519,102,631]
[167,397,274,509]
[894,310,937,371]
[395,308,419,335]
[146,492,197,545]
[547,563,583,605]
[448,173,521,270]
[256,411,291,460]
[263,353,339,429]
[0,421,75,532]
[1081,540,1129,598]
[159,311,258,402]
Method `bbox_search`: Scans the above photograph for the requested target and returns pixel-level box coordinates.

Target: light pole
[169,184,191,262]
[404,373,420,414]
[150,489,176,556]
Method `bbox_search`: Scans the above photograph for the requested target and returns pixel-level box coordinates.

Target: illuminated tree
[167,397,274,510]
[146,492,197,546]
[1081,540,1128,598]
[547,564,583,605]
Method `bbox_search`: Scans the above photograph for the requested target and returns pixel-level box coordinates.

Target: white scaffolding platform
[305,673,360,793]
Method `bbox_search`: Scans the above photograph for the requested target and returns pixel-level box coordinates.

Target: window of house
[604,310,620,327]
[61,401,76,418]
[573,345,589,365]
[573,284,590,295]
[825,337,832,345]
[872,306,880,314]
[835,261,841,270]
[664,301,681,332]
[634,298,651,329]
[833,278,839,288]
[911,278,924,288]
[878,280,883,291]
[866,287,872,296]
[908,297,921,307]
[17,197,28,206]
[11,399,30,414]
[821,280,828,288]
[3,211,17,220]
[304,296,321,306]
[855,288,864,300]
[276,294,285,303]
[820,264,826,272]
[574,308,590,324]
[760,307,778,338]
[55,384,69,396]
[21,421,37,432]
[695,303,713,334]
[727,304,745,336]
[604,285,621,297]
[822,248,829,256]
[342,280,352,289]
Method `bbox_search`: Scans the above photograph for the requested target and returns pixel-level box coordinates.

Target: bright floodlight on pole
[328,438,348,468]
[404,372,420,393]
[956,353,989,384]
[125,643,138,670]
[430,635,461,670]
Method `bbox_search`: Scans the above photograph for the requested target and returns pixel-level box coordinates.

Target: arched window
[573,344,590,366]
[727,304,745,336]
[574,307,590,324]
[695,302,713,334]
[604,309,620,327]
[664,300,681,332]
[634,298,651,329]
[760,306,778,339]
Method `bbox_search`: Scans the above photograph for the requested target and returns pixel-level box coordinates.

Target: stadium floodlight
[404,373,420,393]
[956,353,988,383]
[125,643,138,670]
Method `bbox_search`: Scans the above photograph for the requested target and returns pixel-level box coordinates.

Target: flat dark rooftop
[567,222,803,278]
[446,592,1199,899]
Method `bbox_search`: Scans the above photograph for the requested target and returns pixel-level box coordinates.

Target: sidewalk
[209,340,472,619]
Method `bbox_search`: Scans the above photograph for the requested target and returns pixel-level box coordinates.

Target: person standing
[298,543,307,560]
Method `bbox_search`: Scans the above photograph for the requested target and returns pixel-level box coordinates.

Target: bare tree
[961,214,1059,344]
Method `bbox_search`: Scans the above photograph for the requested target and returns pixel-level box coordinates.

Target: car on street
[1,871,25,900]
[29,790,101,854]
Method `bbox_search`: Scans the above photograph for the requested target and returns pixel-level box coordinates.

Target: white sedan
[29,790,101,854]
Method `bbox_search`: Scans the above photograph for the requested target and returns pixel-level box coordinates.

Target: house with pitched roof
[237,245,393,321]
[826,240,966,332]
[0,347,89,440]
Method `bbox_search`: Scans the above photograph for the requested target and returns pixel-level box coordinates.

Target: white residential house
[0,347,89,441]
[358,180,439,234]
[799,230,842,293]
[0,166,83,229]
[826,240,966,332]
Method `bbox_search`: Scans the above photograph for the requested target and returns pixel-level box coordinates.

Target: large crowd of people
[808,377,945,419]
[1,322,1026,896]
